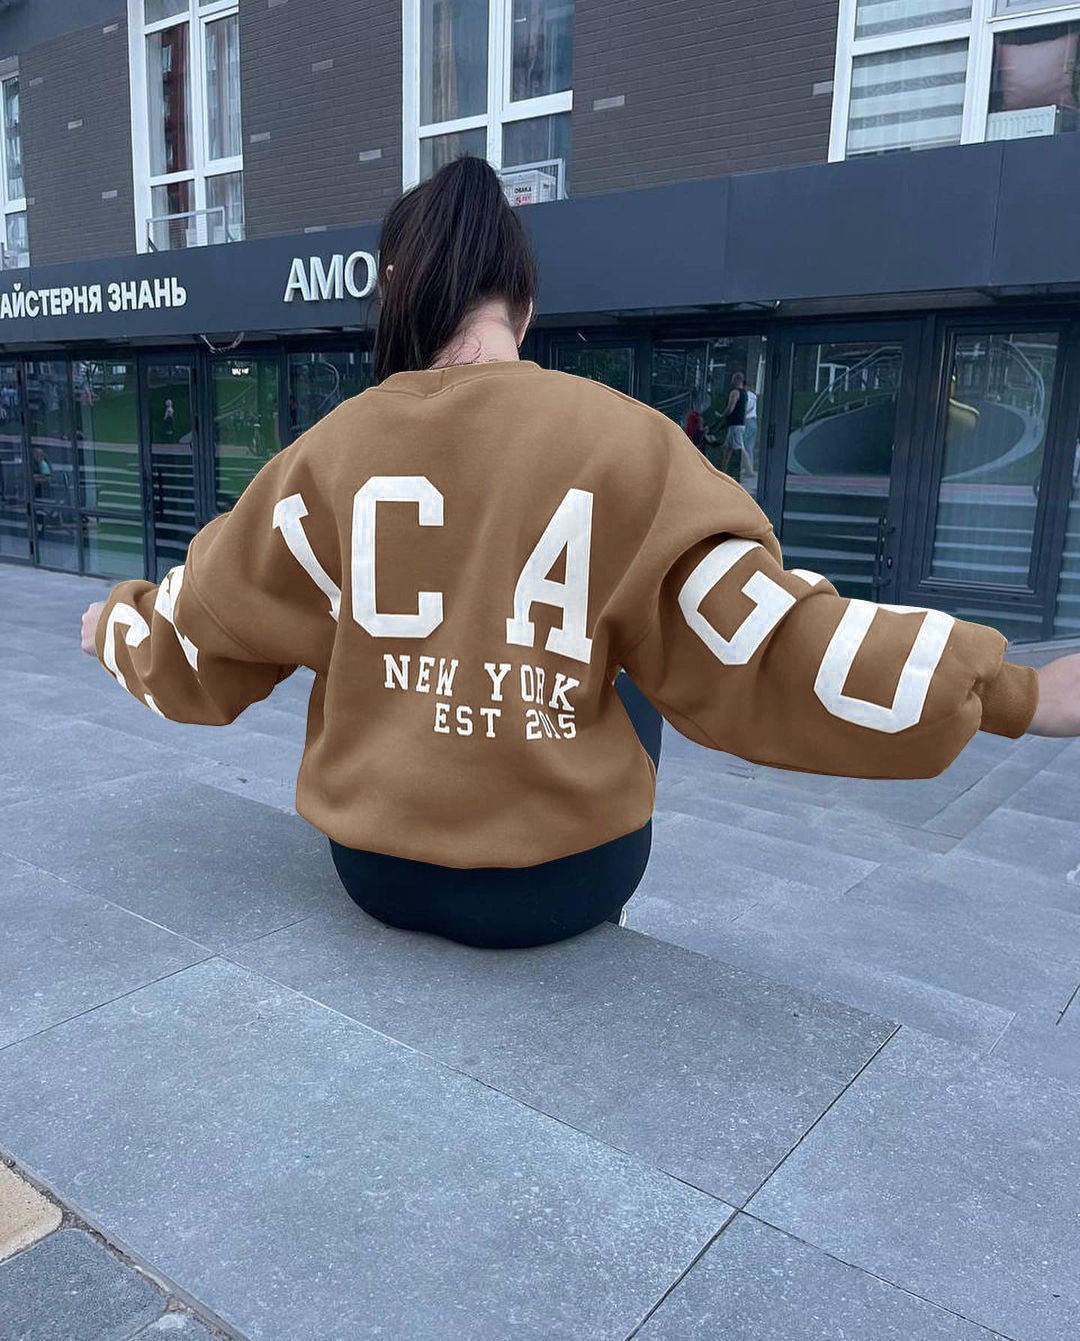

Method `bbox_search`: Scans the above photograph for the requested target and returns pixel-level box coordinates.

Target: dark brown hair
[372,156,538,383]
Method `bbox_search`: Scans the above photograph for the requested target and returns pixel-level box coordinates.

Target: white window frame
[0,71,27,268]
[401,0,573,191]
[127,0,243,253]
[829,0,1080,160]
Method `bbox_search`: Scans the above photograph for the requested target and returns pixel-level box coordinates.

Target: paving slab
[955,806,1080,883]
[989,999,1080,1083]
[636,1213,1001,1340]
[749,1028,1080,1341]
[231,905,895,1204]
[0,1163,61,1261]
[131,1314,222,1339]
[0,1229,163,1341]
[0,957,732,1341]
[0,855,208,1049]
[927,848,1080,916]
[0,773,342,952]
[923,758,1042,837]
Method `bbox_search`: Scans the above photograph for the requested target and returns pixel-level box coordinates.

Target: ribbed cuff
[976,660,1039,739]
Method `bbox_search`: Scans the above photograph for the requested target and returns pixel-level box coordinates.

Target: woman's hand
[80,600,106,656]
[1029,652,1080,737]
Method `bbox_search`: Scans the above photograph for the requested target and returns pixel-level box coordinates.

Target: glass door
[140,357,199,580]
[768,328,919,603]
[0,361,30,562]
[550,341,637,395]
[25,359,79,572]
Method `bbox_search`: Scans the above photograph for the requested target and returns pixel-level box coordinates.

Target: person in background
[78,156,1080,953]
[719,372,753,478]
[683,401,705,451]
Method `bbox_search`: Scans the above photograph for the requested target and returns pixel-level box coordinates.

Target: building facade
[2,0,1080,645]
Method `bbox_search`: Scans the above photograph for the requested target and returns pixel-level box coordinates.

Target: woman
[81,157,1079,950]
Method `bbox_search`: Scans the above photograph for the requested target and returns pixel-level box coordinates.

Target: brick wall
[21,16,133,264]
[570,0,840,195]
[240,0,403,238]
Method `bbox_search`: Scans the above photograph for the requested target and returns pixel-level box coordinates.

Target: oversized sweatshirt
[94,359,1039,867]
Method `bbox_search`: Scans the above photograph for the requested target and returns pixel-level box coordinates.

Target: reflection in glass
[847,40,968,155]
[213,357,281,512]
[651,337,768,496]
[3,78,23,200]
[149,179,193,249]
[205,14,241,160]
[511,0,574,99]
[552,345,633,393]
[782,341,903,600]
[855,0,970,38]
[34,508,79,571]
[145,0,187,21]
[4,211,27,267]
[419,127,486,179]
[420,0,488,124]
[145,362,198,577]
[1053,441,1080,637]
[205,170,244,242]
[82,514,145,580]
[931,332,1058,587]
[147,23,191,176]
[288,350,372,437]
[73,360,142,514]
[0,361,29,560]
[987,23,1080,141]
[25,354,79,571]
[502,113,570,195]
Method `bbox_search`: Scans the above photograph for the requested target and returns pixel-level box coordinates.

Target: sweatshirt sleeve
[620,433,1038,779]
[93,440,333,725]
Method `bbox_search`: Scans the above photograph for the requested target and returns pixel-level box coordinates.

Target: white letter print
[678,539,795,666]
[102,602,165,716]
[506,488,593,665]
[352,476,444,638]
[273,493,342,620]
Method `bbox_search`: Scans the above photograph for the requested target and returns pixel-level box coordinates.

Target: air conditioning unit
[499,166,560,207]
[986,105,1060,141]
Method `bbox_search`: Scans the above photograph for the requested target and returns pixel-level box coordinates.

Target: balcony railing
[499,159,565,207]
[146,206,235,252]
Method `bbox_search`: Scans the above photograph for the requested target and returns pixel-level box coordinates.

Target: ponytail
[372,156,538,383]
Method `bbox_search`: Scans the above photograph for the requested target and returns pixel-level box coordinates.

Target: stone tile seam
[739,1022,902,1212]
[737,1209,1018,1341]
[0,1152,244,1341]
[216,948,749,1206]
[621,1208,739,1341]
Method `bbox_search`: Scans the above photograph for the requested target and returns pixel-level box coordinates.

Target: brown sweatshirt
[95,359,1038,867]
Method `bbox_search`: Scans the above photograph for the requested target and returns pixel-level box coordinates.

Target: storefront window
[930,331,1058,587]
[855,0,971,38]
[73,360,142,515]
[553,344,634,393]
[213,356,281,512]
[987,22,1080,141]
[288,351,372,437]
[81,514,145,580]
[847,40,969,155]
[25,360,78,571]
[651,337,768,495]
[0,361,28,560]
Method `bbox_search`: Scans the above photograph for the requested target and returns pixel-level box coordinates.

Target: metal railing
[146,206,234,252]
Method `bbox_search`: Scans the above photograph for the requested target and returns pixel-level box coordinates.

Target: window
[129,0,243,251]
[0,75,27,268]
[212,357,281,512]
[831,0,1080,158]
[404,0,574,201]
[287,350,372,439]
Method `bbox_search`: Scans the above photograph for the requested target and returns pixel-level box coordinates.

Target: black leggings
[329,674,663,949]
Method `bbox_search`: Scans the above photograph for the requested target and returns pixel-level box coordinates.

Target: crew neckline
[373,360,543,395]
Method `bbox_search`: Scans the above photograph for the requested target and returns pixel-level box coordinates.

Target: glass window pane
[73,359,142,513]
[987,23,1080,141]
[0,361,29,561]
[855,0,970,38]
[206,170,244,242]
[501,113,570,196]
[1053,441,1080,637]
[145,361,197,578]
[82,514,145,580]
[205,13,241,160]
[34,508,80,571]
[420,0,488,123]
[147,24,191,176]
[930,332,1058,587]
[4,211,28,268]
[511,0,574,99]
[551,344,634,393]
[782,341,904,600]
[213,357,281,512]
[419,127,486,179]
[847,39,968,155]
[651,337,768,497]
[145,0,188,21]
[3,78,23,200]
[26,359,75,508]
[288,350,372,436]
[995,0,1065,13]
[149,179,193,249]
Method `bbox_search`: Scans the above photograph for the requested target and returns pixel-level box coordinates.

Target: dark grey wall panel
[240,0,402,239]
[0,0,123,61]
[991,133,1080,288]
[570,0,840,196]
[21,18,134,265]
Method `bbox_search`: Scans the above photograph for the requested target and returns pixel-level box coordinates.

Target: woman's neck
[430,303,521,368]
